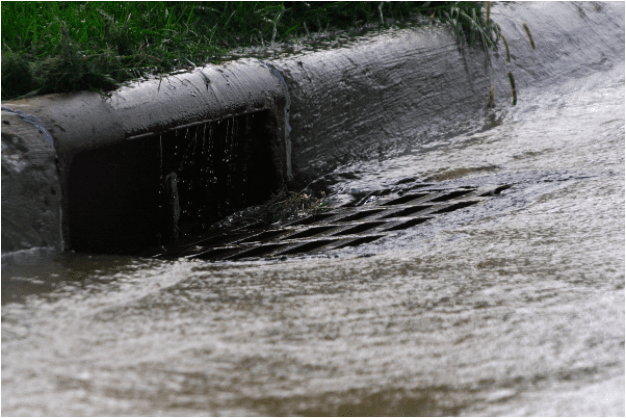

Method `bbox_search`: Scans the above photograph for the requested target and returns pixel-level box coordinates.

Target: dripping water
[143,112,281,248]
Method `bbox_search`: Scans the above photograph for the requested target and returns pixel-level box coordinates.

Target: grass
[1,1,499,101]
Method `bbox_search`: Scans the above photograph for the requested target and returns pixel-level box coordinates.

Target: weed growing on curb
[487,6,536,107]
[438,1,500,50]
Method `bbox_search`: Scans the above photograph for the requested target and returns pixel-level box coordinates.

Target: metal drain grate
[149,184,511,262]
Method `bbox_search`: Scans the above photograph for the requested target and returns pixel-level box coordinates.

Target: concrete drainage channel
[149,184,511,262]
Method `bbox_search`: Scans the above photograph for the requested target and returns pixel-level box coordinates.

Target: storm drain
[149,184,512,262]
[68,111,281,253]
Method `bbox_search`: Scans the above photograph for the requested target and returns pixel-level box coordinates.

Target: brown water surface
[2,49,625,417]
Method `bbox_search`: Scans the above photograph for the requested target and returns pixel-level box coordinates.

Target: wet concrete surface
[2,44,624,415]
[1,110,61,252]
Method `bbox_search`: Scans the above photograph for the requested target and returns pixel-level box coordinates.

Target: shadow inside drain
[334,235,384,248]
[190,247,240,261]
[239,230,287,243]
[283,226,337,240]
[433,201,478,214]
[336,209,385,222]
[385,217,432,231]
[188,248,239,260]
[189,232,249,247]
[144,184,511,262]
[382,205,432,218]
[381,193,430,206]
[278,239,338,255]
[332,222,385,236]
[229,244,287,260]
[430,190,473,202]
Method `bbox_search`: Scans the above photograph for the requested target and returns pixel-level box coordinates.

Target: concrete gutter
[2,1,623,254]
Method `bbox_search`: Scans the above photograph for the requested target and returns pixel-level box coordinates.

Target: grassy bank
[1,1,497,101]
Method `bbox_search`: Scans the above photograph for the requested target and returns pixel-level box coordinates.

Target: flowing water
[2,51,625,416]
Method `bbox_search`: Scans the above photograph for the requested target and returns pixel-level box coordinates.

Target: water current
[2,54,625,416]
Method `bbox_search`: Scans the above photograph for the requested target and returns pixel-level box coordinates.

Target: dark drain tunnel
[68,111,280,253]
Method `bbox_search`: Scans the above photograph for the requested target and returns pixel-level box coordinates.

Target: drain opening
[382,205,433,218]
[336,209,385,222]
[334,235,384,249]
[430,190,473,202]
[186,232,250,247]
[332,222,385,236]
[480,184,512,196]
[229,243,287,260]
[385,217,432,231]
[278,239,338,255]
[239,230,287,243]
[146,184,509,262]
[381,193,430,206]
[283,226,337,240]
[290,213,336,225]
[433,201,479,214]
[190,247,239,261]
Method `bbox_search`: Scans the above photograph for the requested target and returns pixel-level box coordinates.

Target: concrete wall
[1,109,61,252]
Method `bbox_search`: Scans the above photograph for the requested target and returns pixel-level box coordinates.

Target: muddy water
[3,58,625,416]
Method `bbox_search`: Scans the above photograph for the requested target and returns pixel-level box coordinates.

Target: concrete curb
[2,1,623,254]
[274,1,624,182]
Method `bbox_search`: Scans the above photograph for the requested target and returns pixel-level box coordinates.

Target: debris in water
[522,23,536,49]
[508,71,517,106]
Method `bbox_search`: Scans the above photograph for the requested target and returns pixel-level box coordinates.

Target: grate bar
[146,184,511,262]
[381,193,431,206]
